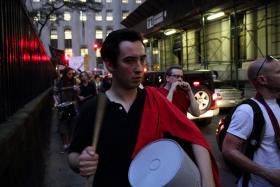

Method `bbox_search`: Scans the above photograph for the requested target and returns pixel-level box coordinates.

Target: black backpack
[216,99,265,185]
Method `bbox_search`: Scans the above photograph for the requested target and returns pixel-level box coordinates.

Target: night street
[2,0,279,186]
[198,111,237,187]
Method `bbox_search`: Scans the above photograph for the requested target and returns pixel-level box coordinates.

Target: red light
[193,81,200,87]
[31,54,40,62]
[23,53,30,62]
[93,43,99,51]
[65,55,70,61]
[42,55,49,62]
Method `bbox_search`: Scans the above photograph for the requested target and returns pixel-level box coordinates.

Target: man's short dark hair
[165,65,183,76]
[100,29,144,67]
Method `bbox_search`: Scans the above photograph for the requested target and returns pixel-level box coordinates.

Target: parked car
[143,70,219,126]
[213,80,245,109]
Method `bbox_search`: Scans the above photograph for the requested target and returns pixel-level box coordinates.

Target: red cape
[132,86,221,187]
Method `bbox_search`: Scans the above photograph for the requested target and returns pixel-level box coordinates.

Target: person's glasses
[256,56,278,76]
[170,74,184,79]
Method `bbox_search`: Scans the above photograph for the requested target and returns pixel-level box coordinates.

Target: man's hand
[79,96,86,101]
[78,146,99,177]
[170,81,181,92]
[73,85,80,91]
[171,81,192,93]
[178,81,192,92]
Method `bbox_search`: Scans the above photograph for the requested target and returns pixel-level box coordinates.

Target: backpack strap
[240,99,265,187]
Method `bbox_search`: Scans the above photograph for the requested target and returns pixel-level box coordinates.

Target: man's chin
[124,83,140,90]
[266,85,280,92]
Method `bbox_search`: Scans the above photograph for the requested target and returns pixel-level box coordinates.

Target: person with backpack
[222,56,280,187]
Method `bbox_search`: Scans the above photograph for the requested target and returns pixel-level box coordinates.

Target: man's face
[108,41,146,89]
[265,60,280,93]
[166,69,184,84]
[66,70,74,79]
[81,73,89,82]
[95,77,101,82]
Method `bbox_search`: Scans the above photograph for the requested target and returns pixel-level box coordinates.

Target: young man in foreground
[68,29,220,187]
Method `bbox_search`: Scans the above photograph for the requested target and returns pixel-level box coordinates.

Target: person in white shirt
[223,56,280,187]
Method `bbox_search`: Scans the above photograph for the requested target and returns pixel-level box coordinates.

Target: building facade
[122,0,280,84]
[25,0,144,70]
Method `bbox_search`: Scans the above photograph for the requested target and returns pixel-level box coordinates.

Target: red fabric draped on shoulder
[132,86,221,187]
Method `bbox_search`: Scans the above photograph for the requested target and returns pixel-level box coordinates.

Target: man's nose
[135,60,144,71]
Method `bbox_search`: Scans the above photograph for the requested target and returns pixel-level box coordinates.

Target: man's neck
[83,81,88,86]
[257,89,277,100]
[106,83,138,112]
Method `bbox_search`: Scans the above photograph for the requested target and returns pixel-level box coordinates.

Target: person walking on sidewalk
[55,67,79,150]
[222,56,280,187]
[67,29,220,187]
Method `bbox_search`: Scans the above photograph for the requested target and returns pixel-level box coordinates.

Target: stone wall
[0,88,53,187]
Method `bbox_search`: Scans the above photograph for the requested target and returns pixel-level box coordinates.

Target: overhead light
[164,29,177,36]
[207,12,225,21]
[143,39,149,44]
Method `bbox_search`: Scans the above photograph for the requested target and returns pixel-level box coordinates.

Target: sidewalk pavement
[43,111,85,187]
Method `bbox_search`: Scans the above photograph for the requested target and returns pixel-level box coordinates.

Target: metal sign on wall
[147,10,167,29]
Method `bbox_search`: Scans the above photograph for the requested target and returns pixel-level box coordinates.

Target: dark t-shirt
[68,88,146,187]
[79,82,97,98]
[56,77,77,102]
[79,82,97,106]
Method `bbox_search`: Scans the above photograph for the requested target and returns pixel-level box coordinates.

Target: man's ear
[104,60,114,72]
[256,75,268,86]
[165,75,171,83]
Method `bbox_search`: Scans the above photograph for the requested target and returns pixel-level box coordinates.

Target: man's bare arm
[223,133,280,186]
[192,144,215,187]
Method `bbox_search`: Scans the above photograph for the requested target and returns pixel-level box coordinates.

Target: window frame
[106,10,113,21]
[64,11,71,21]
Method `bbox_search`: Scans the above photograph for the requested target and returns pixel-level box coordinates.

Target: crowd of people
[52,67,112,150]
[51,28,279,187]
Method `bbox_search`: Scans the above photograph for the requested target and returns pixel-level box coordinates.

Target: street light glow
[143,39,148,43]
[164,29,177,36]
[207,12,225,20]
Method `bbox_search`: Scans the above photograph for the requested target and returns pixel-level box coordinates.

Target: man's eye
[140,57,146,63]
[123,58,136,63]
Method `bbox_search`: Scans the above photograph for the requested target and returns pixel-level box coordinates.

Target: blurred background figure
[56,67,79,103]
[54,67,79,151]
[87,70,95,84]
[157,65,200,117]
[94,75,102,94]
[100,75,112,93]
[77,71,97,110]
[53,66,64,108]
